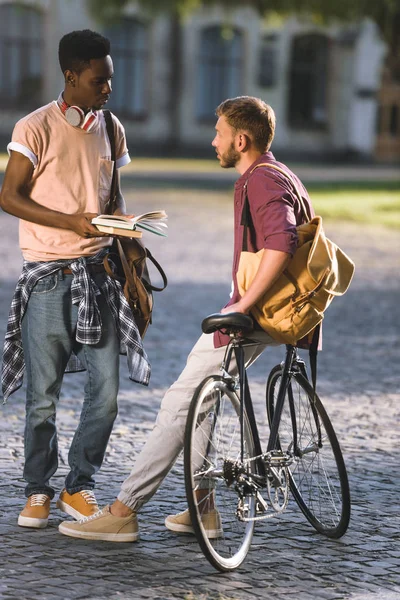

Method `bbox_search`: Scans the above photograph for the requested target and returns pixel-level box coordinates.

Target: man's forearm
[0,189,101,238]
[0,189,75,229]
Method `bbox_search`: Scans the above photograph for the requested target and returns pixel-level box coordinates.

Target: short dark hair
[216,96,276,152]
[59,29,111,74]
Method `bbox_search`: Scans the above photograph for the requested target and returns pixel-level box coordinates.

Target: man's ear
[236,132,251,152]
[64,69,76,86]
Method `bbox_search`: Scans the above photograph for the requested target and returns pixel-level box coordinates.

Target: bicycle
[184,312,351,572]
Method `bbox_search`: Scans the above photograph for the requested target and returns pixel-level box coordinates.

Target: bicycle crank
[267,467,289,512]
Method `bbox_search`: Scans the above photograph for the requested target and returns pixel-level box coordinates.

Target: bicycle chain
[240,510,283,522]
[236,465,290,522]
[237,497,286,522]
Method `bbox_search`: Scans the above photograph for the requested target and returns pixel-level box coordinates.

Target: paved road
[0,182,399,599]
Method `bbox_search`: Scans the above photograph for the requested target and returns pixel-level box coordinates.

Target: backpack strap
[240,181,252,251]
[145,249,168,292]
[102,110,168,295]
[309,324,320,395]
[249,162,312,223]
[241,161,312,251]
[103,109,118,215]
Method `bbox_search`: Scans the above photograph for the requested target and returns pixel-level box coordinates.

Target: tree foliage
[89,0,400,49]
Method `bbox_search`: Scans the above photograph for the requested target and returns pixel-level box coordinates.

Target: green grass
[1,152,398,228]
[308,184,400,229]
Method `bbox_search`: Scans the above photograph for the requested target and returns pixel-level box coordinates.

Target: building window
[106,19,149,119]
[288,34,329,129]
[0,3,43,110]
[258,34,278,88]
[197,26,243,121]
[389,105,398,137]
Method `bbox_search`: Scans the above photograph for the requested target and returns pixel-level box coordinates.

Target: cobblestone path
[0,183,399,600]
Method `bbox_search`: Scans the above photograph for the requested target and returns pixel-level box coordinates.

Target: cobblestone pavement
[0,179,399,600]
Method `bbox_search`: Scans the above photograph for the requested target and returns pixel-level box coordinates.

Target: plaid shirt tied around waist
[2,249,150,402]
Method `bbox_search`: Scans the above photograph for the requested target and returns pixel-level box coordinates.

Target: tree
[89,0,399,150]
[89,0,400,53]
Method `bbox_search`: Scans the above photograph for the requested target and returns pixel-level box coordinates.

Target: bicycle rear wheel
[266,365,350,538]
[184,375,256,571]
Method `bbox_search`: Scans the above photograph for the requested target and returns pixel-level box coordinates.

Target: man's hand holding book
[91,210,168,238]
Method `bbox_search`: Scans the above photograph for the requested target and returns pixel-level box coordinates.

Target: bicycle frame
[266,345,323,459]
[184,317,351,571]
[222,338,318,482]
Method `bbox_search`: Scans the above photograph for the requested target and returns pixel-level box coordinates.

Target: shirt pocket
[98,158,114,210]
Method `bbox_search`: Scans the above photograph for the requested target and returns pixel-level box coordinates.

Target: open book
[92,210,168,237]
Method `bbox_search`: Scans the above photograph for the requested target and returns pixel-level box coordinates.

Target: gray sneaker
[165,508,222,539]
[58,505,139,542]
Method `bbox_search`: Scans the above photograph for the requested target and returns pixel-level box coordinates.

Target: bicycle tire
[184,375,256,571]
[266,365,351,538]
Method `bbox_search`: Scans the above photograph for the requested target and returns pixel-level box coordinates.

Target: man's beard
[219,142,241,168]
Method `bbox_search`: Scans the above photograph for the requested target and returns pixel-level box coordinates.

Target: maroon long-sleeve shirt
[214,151,314,348]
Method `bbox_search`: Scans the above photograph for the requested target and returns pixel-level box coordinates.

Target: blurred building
[0,0,397,162]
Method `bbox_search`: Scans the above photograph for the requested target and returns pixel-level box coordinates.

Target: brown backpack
[102,110,167,337]
[237,163,355,345]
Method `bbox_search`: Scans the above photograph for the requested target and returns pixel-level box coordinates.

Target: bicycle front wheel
[184,376,256,572]
[266,365,351,538]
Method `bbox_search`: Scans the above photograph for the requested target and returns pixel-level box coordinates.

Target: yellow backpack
[237,163,355,346]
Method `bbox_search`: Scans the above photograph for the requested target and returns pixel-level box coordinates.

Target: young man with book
[58,95,314,542]
[0,29,150,529]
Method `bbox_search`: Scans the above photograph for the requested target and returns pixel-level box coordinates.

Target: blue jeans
[21,270,120,499]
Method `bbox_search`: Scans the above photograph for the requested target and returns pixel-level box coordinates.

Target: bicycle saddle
[201,312,254,335]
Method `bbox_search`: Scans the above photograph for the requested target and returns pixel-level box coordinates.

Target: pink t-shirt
[8,101,130,261]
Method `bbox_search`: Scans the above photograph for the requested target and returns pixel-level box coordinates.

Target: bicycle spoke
[266,366,350,538]
[185,376,256,571]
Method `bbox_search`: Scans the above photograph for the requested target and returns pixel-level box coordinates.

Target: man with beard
[58,95,314,542]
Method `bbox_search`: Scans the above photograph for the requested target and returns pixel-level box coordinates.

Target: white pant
[118,331,278,511]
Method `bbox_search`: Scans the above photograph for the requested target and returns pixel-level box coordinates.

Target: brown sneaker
[18,494,51,528]
[56,489,99,520]
[165,508,222,539]
[58,505,139,542]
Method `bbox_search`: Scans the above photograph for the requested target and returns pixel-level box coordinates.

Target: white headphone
[57,94,97,132]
